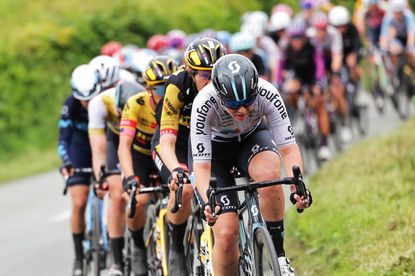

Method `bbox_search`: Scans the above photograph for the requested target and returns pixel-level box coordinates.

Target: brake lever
[292,165,308,213]
[207,177,217,227]
[171,171,186,213]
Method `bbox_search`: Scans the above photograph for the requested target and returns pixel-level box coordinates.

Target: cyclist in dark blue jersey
[58,64,101,276]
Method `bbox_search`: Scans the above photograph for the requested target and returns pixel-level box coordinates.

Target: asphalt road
[0,97,405,276]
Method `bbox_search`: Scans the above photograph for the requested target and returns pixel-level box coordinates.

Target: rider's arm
[193,161,211,203]
[279,144,303,193]
[58,96,74,167]
[405,12,415,51]
[88,94,108,179]
[379,14,392,51]
[159,83,185,171]
[118,97,139,178]
[330,27,343,72]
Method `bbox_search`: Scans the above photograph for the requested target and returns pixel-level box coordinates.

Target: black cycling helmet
[142,55,179,86]
[184,37,226,71]
[212,54,258,102]
[115,80,145,111]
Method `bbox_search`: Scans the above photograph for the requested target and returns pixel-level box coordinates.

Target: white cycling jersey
[190,78,295,161]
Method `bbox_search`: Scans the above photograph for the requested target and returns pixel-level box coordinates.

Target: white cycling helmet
[89,55,120,89]
[229,32,256,52]
[390,0,407,12]
[241,11,269,38]
[328,6,350,27]
[71,64,101,101]
[270,12,291,32]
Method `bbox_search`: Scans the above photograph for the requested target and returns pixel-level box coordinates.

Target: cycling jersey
[58,95,92,185]
[88,88,120,136]
[158,68,197,142]
[279,39,325,85]
[380,11,415,47]
[341,23,362,58]
[308,26,343,56]
[191,78,295,162]
[120,92,158,155]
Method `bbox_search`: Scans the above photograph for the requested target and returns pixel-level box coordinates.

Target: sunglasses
[224,97,256,110]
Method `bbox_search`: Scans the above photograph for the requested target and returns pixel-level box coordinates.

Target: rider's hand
[94,179,109,198]
[203,204,222,226]
[168,165,189,192]
[59,162,74,178]
[123,175,139,193]
[290,190,313,210]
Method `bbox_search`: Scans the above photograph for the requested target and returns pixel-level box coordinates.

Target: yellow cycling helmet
[142,55,179,86]
[184,37,226,71]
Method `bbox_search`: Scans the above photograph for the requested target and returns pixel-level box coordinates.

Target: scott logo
[220,195,230,206]
[288,126,294,136]
[228,61,240,74]
[196,143,205,153]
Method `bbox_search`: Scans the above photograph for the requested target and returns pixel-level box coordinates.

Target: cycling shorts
[67,171,92,187]
[189,124,280,215]
[106,129,121,172]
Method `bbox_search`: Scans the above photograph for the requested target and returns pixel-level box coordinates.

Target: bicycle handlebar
[62,167,93,195]
[207,165,309,218]
[127,184,170,219]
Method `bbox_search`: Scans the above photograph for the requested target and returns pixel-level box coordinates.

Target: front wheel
[92,197,101,276]
[253,227,281,276]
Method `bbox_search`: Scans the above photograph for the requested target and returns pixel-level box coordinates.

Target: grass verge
[286,118,415,275]
[0,147,60,184]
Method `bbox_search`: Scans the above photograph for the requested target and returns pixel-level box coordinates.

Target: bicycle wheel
[144,204,163,275]
[184,217,198,275]
[92,197,101,276]
[253,227,281,276]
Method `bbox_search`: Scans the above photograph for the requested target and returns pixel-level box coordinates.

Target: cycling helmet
[120,44,139,69]
[329,6,350,26]
[162,48,184,65]
[142,55,179,86]
[201,28,217,39]
[184,37,226,71]
[216,30,232,46]
[288,19,307,37]
[114,80,145,111]
[100,41,122,57]
[119,69,137,82]
[270,12,291,32]
[312,12,329,29]
[272,4,293,17]
[300,0,314,10]
[241,11,269,38]
[89,55,120,89]
[390,0,407,12]
[130,48,157,83]
[212,54,258,102]
[147,34,169,52]
[71,64,102,101]
[167,29,186,49]
[229,32,256,53]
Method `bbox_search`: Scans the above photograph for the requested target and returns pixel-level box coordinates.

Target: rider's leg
[69,184,89,261]
[211,213,240,276]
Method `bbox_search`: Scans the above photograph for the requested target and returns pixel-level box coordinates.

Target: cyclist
[151,37,225,275]
[118,57,178,275]
[58,64,101,276]
[380,0,415,73]
[229,32,267,78]
[329,6,364,108]
[308,12,353,143]
[90,55,120,90]
[363,0,386,47]
[88,58,130,275]
[278,19,331,160]
[190,54,312,276]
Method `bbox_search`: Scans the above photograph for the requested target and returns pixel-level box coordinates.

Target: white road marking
[50,210,71,222]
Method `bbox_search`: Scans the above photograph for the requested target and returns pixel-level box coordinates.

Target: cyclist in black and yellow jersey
[151,37,226,275]
[118,56,178,275]
[88,67,145,275]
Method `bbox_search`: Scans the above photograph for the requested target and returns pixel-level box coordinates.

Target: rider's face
[225,104,255,121]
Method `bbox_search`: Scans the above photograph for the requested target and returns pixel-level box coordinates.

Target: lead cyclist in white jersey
[190,54,312,276]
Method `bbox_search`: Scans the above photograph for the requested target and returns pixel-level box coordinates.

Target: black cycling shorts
[132,151,160,187]
[106,129,121,172]
[189,123,280,214]
[67,171,92,187]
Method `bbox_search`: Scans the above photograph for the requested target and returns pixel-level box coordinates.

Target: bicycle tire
[184,217,197,275]
[144,204,163,275]
[92,197,101,276]
[253,227,281,276]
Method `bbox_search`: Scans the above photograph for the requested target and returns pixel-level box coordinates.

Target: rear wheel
[253,227,281,276]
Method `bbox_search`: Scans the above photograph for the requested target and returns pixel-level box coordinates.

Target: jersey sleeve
[331,28,343,55]
[88,94,107,136]
[57,96,74,165]
[120,95,140,138]
[258,81,296,148]
[190,91,214,162]
[160,83,184,136]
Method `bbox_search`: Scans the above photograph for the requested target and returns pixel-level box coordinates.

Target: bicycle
[199,165,309,276]
[62,166,120,276]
